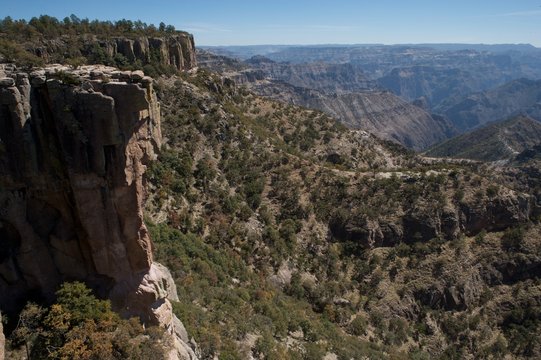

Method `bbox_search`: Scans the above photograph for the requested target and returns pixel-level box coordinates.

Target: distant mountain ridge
[426,115,541,161]
[200,44,541,151]
[212,53,456,150]
[435,78,541,131]
[205,44,541,112]
[202,43,540,61]
[245,56,375,94]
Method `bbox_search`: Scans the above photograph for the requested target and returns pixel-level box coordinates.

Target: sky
[2,0,541,46]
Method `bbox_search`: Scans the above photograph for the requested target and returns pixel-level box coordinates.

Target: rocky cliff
[0,312,3,360]
[0,64,196,359]
[37,33,197,71]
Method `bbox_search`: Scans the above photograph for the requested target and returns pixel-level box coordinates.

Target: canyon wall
[0,64,195,359]
[250,79,456,150]
[35,33,197,71]
[0,312,3,360]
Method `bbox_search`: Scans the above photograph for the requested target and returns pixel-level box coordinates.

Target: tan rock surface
[0,312,4,360]
[0,65,196,358]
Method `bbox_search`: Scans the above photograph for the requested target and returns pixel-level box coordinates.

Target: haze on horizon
[2,0,541,47]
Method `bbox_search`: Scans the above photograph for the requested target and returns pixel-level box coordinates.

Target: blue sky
[2,0,541,46]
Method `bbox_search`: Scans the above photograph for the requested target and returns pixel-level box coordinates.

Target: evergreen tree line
[0,14,182,42]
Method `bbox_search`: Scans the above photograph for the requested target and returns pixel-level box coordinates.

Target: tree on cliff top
[0,15,185,41]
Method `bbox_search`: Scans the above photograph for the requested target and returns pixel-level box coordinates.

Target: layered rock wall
[329,188,532,249]
[0,312,4,360]
[0,64,196,359]
[39,34,197,71]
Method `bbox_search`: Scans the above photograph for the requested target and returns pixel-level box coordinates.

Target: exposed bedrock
[0,64,196,359]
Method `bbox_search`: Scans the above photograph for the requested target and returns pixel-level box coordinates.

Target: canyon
[435,78,541,131]
[199,53,456,150]
[203,44,541,149]
[1,16,541,359]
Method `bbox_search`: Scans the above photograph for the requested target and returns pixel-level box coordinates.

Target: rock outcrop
[37,33,197,71]
[0,312,4,360]
[0,64,196,359]
[329,186,532,249]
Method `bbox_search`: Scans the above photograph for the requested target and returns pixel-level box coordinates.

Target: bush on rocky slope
[4,283,169,360]
[144,70,541,359]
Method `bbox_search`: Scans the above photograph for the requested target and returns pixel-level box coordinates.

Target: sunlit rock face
[34,34,197,71]
[0,312,4,360]
[0,64,197,359]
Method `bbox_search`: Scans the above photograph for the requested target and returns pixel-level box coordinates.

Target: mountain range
[435,78,541,131]
[202,44,541,152]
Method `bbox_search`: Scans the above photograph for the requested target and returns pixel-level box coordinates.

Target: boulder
[110,263,196,359]
[0,77,14,87]
[131,70,145,81]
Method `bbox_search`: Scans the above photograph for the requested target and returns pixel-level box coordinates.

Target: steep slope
[251,79,456,150]
[141,69,540,359]
[0,313,3,360]
[426,115,541,161]
[435,78,541,131]
[0,64,196,359]
[311,91,456,150]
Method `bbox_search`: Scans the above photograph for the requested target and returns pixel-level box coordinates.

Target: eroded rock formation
[0,312,4,360]
[0,64,196,359]
[37,34,197,71]
[329,182,532,249]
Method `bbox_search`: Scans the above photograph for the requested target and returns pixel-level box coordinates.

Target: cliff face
[36,33,197,71]
[0,64,195,359]
[0,312,3,360]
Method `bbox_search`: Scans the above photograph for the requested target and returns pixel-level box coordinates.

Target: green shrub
[349,315,368,336]
[9,282,167,359]
[501,226,525,251]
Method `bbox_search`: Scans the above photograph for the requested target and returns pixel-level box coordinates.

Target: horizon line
[199,42,539,48]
